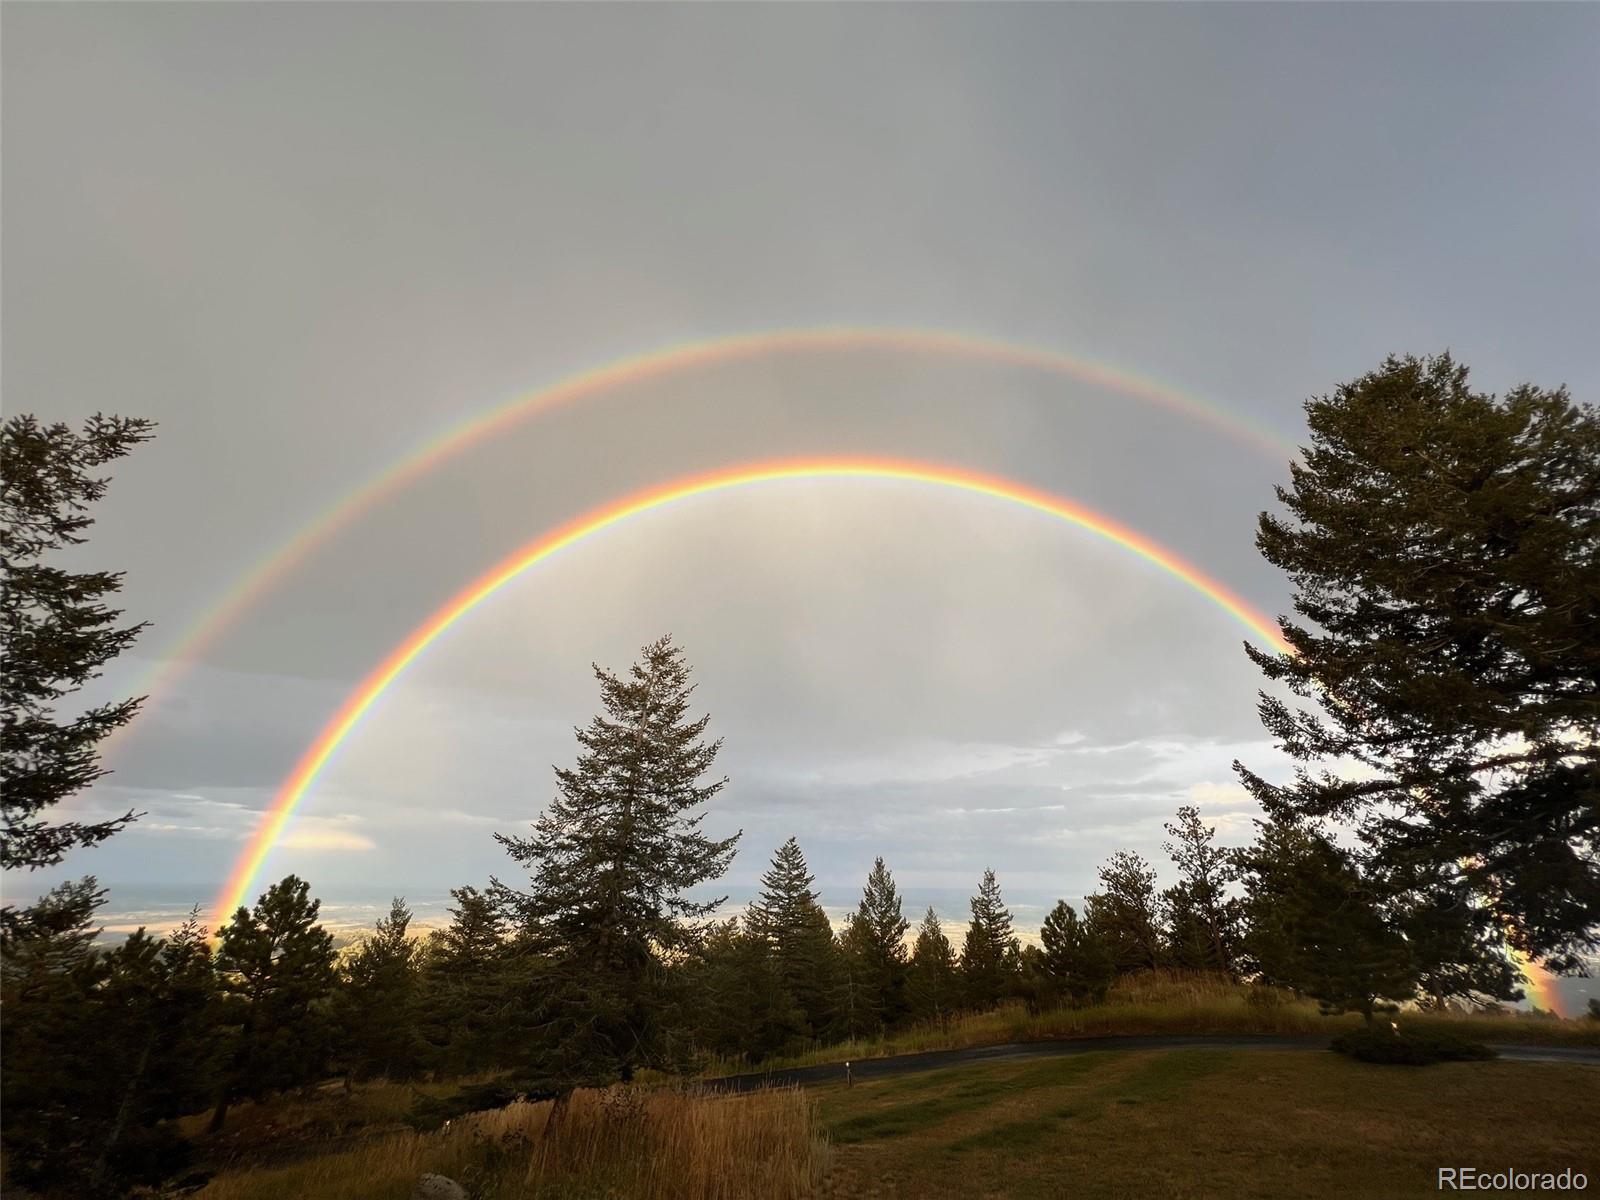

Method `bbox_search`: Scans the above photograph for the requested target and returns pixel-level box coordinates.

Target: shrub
[1331,1026,1497,1066]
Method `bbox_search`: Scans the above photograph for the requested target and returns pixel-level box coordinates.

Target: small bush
[1331,1026,1497,1066]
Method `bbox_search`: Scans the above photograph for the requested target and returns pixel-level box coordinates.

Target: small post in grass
[845,1060,853,1089]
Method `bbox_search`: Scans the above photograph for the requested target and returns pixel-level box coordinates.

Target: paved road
[705,1033,1600,1094]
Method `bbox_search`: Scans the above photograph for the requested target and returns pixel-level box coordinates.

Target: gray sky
[4,2,1597,977]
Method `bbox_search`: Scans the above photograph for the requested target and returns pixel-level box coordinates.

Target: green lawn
[812,1049,1600,1199]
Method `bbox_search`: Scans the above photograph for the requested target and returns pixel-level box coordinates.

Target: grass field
[180,974,1600,1199]
[812,1048,1600,1199]
[189,1048,1599,1199]
[696,971,1600,1080]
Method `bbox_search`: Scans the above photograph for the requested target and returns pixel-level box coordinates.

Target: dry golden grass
[194,1083,827,1200]
[700,970,1599,1078]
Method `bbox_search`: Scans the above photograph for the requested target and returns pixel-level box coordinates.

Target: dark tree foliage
[2,414,155,882]
[1391,873,1523,1011]
[849,856,911,1031]
[0,878,113,1191]
[1161,806,1241,973]
[209,876,337,1132]
[830,915,879,1042]
[684,918,807,1064]
[334,897,425,1082]
[747,837,840,1037]
[960,868,1018,1009]
[1039,900,1116,1006]
[419,885,524,1076]
[1238,821,1416,1025]
[490,636,740,1098]
[1234,355,1599,970]
[0,883,215,1194]
[907,906,960,1025]
[1085,851,1163,974]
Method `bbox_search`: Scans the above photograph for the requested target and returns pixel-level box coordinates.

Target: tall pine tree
[1238,821,1416,1025]
[850,857,911,1032]
[748,837,839,1037]
[1235,354,1598,971]
[420,885,519,1076]
[907,907,960,1025]
[1039,900,1115,1007]
[1160,806,1240,973]
[960,868,1018,1010]
[2,414,154,893]
[209,876,337,1131]
[1085,851,1163,975]
[490,636,740,1099]
[334,897,425,1082]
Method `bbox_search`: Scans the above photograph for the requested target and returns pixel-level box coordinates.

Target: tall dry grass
[195,1083,827,1200]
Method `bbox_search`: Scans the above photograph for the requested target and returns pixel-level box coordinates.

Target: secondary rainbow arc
[111,327,1297,752]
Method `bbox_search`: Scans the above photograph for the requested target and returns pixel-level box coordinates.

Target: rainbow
[1516,951,1568,1017]
[212,455,1292,927]
[112,327,1295,755]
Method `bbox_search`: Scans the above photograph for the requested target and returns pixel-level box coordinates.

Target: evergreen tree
[960,868,1018,1009]
[419,885,518,1076]
[685,918,807,1064]
[209,875,337,1131]
[748,837,839,1036]
[1039,899,1116,1006]
[830,914,877,1041]
[849,856,911,1031]
[1234,354,1599,971]
[1238,821,1416,1024]
[907,907,960,1025]
[90,910,221,1188]
[335,897,424,1082]
[1160,806,1240,973]
[0,878,113,1191]
[1393,875,1523,1011]
[1085,851,1164,975]
[490,636,740,1100]
[2,414,154,888]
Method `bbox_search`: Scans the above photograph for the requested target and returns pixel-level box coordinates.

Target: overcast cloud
[4,0,1595,1004]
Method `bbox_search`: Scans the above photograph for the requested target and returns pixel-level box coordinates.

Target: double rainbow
[112,326,1295,744]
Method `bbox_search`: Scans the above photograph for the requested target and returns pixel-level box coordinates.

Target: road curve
[704,1033,1600,1094]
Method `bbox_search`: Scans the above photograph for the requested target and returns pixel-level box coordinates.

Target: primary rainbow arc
[214,455,1293,929]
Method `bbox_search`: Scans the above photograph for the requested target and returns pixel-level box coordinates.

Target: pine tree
[830,914,879,1041]
[1238,821,1416,1024]
[1234,354,1599,971]
[1160,806,1240,973]
[2,414,155,887]
[335,897,424,1082]
[490,636,741,1099]
[1039,900,1116,1007]
[0,878,113,1191]
[748,837,839,1036]
[209,875,337,1131]
[1085,851,1164,975]
[685,918,807,1064]
[88,912,221,1189]
[960,868,1018,1010]
[419,885,518,1075]
[1393,874,1523,1011]
[907,907,960,1025]
[850,857,911,1031]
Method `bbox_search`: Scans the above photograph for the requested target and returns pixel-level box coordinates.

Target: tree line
[3,353,1595,1195]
